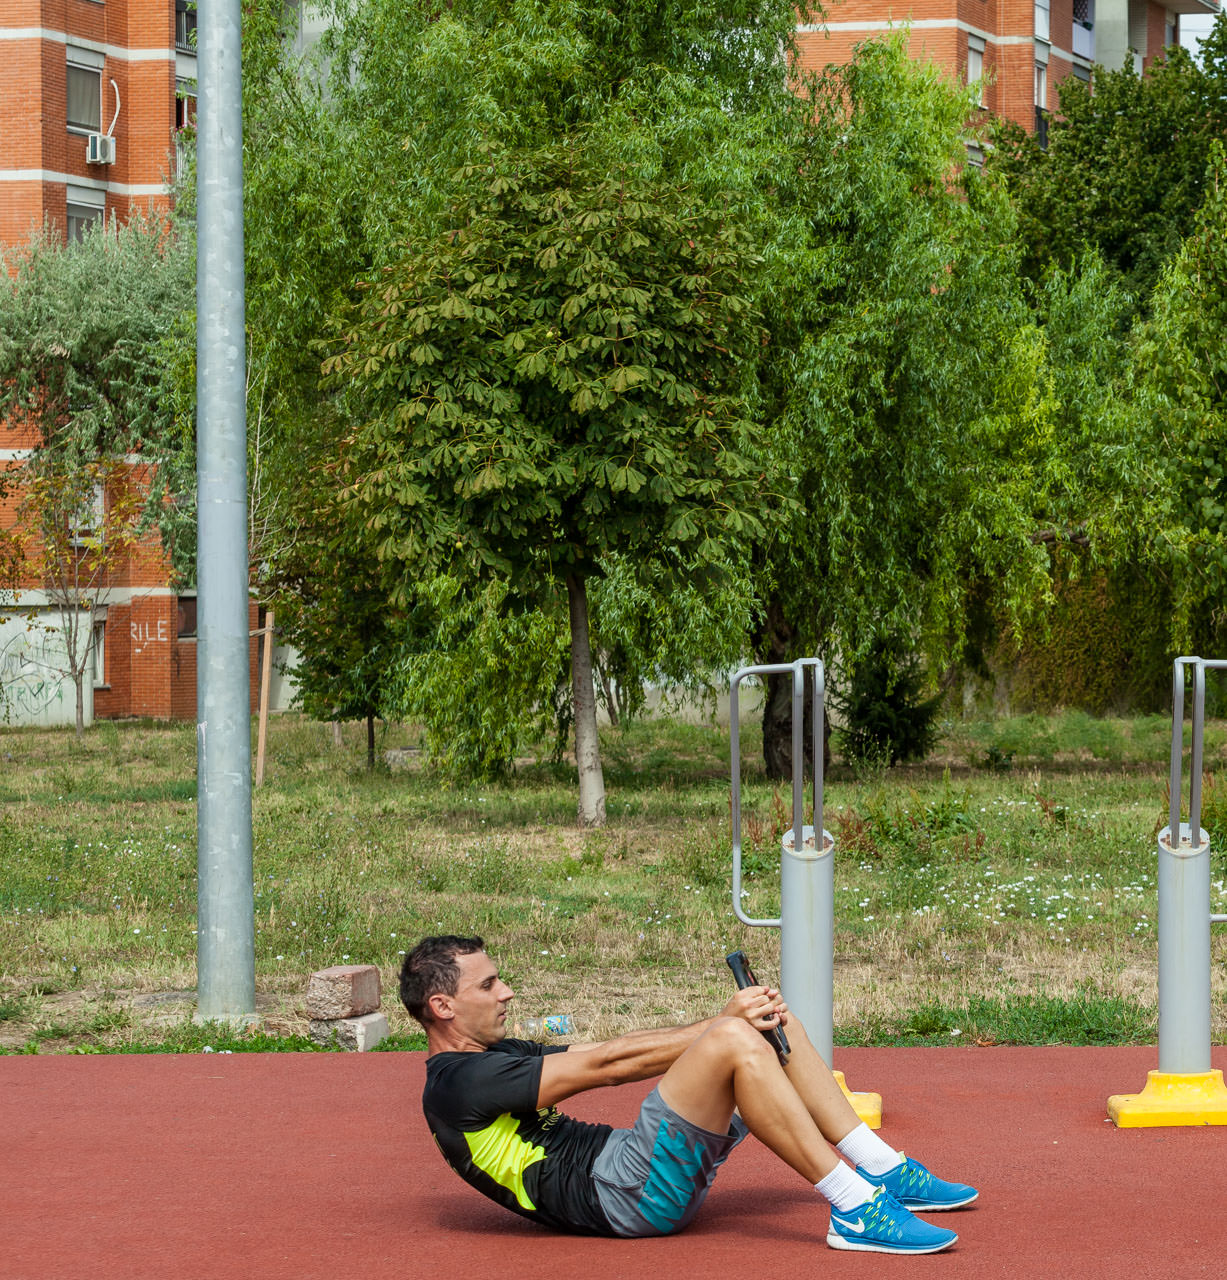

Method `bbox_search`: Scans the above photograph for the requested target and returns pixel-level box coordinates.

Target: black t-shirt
[423,1039,615,1235]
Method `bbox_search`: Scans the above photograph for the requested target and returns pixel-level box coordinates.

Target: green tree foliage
[227,0,807,794]
[990,21,1227,304]
[752,37,1061,770]
[0,216,193,462]
[325,139,764,820]
[832,635,943,766]
[267,501,406,769]
[384,576,570,777]
[1134,143,1227,642]
[587,550,761,725]
[0,216,193,732]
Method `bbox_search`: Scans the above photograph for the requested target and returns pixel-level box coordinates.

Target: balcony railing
[1072,22,1094,59]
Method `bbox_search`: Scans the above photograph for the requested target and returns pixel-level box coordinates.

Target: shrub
[834,638,942,766]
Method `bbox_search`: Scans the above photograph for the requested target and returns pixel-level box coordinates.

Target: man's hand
[721,984,789,1031]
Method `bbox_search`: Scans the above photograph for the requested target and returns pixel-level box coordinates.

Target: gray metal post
[195,0,255,1023]
[1157,657,1225,1074]
[782,660,834,1065]
[730,660,835,1063]
[1108,655,1227,1126]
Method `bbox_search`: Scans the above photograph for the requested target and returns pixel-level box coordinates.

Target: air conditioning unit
[86,133,115,165]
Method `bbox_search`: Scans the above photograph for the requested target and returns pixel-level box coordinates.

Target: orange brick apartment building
[799,0,1222,144]
[0,0,267,727]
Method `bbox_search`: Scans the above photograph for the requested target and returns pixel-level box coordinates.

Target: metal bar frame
[730,659,836,1064]
[1158,657,1227,1073]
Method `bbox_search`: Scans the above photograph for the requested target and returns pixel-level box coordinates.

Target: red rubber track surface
[5,1045,1227,1279]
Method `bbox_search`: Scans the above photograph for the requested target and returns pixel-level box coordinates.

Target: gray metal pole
[195,0,255,1023]
[780,659,834,1065]
[1158,658,1210,1074]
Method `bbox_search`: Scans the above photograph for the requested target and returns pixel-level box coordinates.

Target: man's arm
[535,984,786,1109]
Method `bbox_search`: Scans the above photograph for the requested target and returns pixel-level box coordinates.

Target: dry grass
[2,710,1226,1051]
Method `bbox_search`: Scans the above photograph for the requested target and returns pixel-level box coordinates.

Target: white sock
[836,1123,904,1176]
[815,1161,877,1212]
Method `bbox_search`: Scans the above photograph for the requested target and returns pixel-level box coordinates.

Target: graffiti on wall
[0,613,78,726]
[131,618,168,644]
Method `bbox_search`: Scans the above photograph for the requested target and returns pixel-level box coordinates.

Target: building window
[66,198,104,242]
[92,620,107,688]
[967,36,985,106]
[175,0,198,52]
[1035,0,1050,41]
[175,82,197,132]
[66,59,102,133]
[1072,63,1091,83]
[1166,15,1178,47]
[175,79,197,173]
[177,595,198,638]
[1035,62,1049,148]
[70,483,106,547]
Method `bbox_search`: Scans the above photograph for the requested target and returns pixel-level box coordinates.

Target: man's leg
[779,1013,864,1141]
[655,1015,963,1254]
[781,1013,979,1214]
[657,1015,849,1182]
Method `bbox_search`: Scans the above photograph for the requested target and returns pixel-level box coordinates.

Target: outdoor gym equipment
[1108,657,1227,1126]
[729,659,882,1126]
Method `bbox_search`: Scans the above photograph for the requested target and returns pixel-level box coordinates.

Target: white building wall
[0,610,94,728]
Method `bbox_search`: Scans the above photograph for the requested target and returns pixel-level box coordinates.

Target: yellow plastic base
[832,1069,883,1129]
[1108,1069,1227,1127]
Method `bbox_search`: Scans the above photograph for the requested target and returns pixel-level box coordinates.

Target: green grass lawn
[2,709,1226,1054]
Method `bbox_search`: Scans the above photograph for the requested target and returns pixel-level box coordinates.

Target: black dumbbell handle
[725,950,790,1064]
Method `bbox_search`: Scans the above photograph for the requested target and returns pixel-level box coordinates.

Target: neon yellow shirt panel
[464,1112,547,1211]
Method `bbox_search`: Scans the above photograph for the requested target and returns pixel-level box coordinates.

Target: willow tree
[749,37,1082,771]
[0,216,193,733]
[324,141,762,824]
[1134,143,1227,646]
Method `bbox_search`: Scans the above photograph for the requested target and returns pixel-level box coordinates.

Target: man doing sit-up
[401,934,978,1255]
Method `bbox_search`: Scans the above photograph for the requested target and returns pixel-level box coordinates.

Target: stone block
[309,1012,389,1052]
[306,964,381,1019]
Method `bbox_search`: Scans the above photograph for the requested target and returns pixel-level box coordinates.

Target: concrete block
[306,964,381,1019]
[309,1012,389,1052]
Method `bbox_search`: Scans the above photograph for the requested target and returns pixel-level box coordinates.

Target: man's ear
[427,991,454,1022]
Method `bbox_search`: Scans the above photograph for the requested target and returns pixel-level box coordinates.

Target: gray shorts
[592,1086,749,1238]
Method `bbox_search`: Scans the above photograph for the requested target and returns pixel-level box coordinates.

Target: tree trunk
[566,573,606,827]
[595,655,619,728]
[72,617,90,740]
[366,713,376,771]
[758,597,830,781]
[74,672,86,740]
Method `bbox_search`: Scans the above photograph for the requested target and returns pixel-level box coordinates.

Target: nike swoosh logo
[835,1216,866,1234]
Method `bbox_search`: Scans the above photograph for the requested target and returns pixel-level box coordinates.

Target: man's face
[443,950,515,1047]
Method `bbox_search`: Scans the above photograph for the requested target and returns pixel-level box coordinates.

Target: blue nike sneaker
[858,1154,979,1211]
[827,1186,958,1254]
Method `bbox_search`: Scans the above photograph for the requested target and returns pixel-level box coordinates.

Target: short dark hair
[400,935,486,1026]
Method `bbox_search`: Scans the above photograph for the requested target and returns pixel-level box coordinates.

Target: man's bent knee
[693,1015,779,1068]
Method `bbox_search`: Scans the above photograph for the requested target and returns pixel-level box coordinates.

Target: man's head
[400,936,513,1047]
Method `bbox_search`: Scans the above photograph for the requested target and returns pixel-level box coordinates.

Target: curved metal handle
[730,663,797,928]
